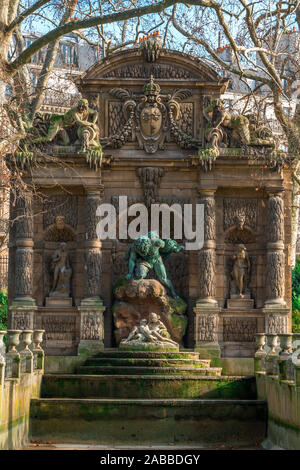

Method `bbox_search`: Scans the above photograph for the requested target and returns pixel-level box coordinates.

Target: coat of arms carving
[103,76,200,153]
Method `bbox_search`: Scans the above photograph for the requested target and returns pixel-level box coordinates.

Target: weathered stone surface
[113,278,187,345]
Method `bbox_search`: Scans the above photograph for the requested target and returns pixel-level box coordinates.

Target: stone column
[193,187,220,358]
[9,193,37,330]
[263,188,289,333]
[78,186,105,355]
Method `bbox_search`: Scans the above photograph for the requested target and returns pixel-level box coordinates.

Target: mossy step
[76,366,222,376]
[84,358,211,368]
[93,350,200,360]
[41,374,257,399]
[30,397,267,446]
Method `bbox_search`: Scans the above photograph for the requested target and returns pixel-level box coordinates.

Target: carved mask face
[235,214,245,230]
[55,216,65,230]
[140,105,162,137]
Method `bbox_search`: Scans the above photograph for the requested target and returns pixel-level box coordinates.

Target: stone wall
[0,331,44,450]
[255,332,300,450]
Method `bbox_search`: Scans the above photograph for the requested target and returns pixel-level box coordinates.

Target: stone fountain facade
[7,43,294,358]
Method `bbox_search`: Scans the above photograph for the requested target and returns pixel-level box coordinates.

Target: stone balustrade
[0,329,45,380]
[0,329,45,449]
[254,332,300,381]
[254,332,300,449]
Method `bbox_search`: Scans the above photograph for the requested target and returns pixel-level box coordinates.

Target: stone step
[30,398,267,446]
[84,358,211,368]
[93,349,200,360]
[41,374,257,400]
[76,365,222,376]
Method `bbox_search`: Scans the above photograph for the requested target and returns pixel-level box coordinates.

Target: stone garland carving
[81,313,102,340]
[15,248,33,297]
[223,317,257,342]
[196,314,217,342]
[265,314,288,334]
[198,250,216,299]
[85,249,102,298]
[137,167,164,207]
[103,63,196,80]
[266,251,285,300]
[223,198,258,232]
[268,195,284,242]
[43,195,78,230]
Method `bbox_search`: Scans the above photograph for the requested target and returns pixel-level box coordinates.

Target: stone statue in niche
[232,244,250,297]
[46,242,72,306]
[120,312,179,350]
[124,231,184,299]
[227,244,253,309]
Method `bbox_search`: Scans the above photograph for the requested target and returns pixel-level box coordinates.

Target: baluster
[265,334,278,376]
[6,330,21,378]
[20,330,33,373]
[254,333,266,372]
[32,330,45,371]
[278,334,293,381]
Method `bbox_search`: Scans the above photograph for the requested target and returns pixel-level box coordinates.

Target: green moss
[269,414,300,434]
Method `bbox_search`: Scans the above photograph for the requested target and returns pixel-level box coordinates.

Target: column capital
[197,185,218,197]
[265,186,285,197]
[84,184,104,195]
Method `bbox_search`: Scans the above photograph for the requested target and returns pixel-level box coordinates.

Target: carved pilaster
[10,193,37,330]
[197,188,218,306]
[265,189,286,308]
[83,187,104,300]
[13,194,35,305]
[193,187,220,358]
[79,186,106,355]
